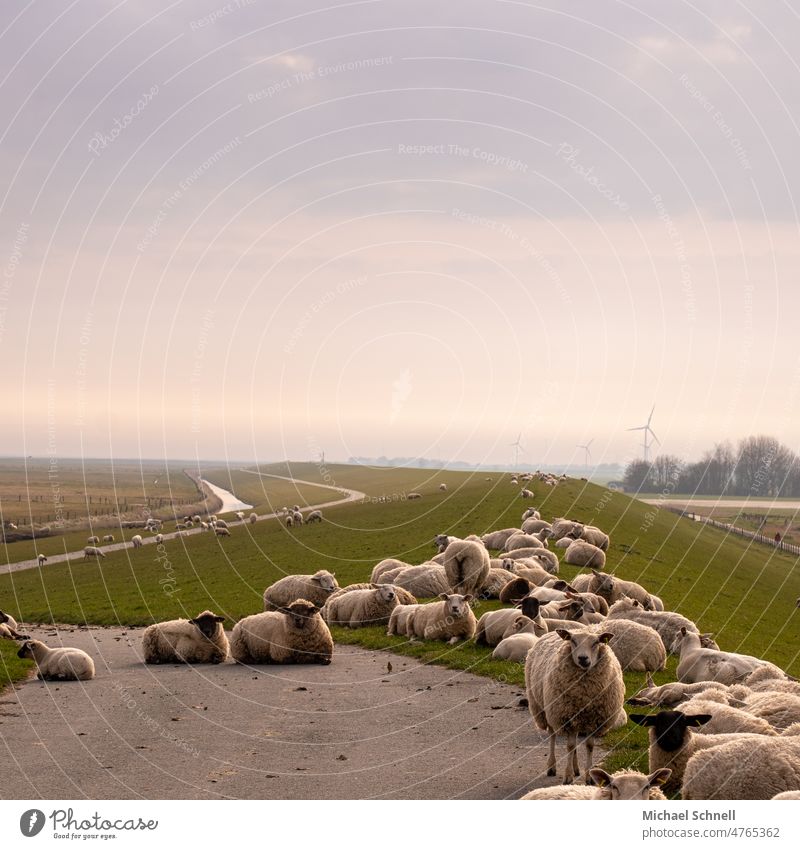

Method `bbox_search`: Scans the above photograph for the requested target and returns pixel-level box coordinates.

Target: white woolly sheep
[739,691,800,731]
[439,483,447,491]
[548,518,583,541]
[520,768,671,800]
[154,533,163,544]
[521,507,540,521]
[682,736,800,800]
[17,639,95,681]
[83,546,105,560]
[481,528,521,549]
[131,534,143,549]
[216,519,228,528]
[673,627,786,685]
[387,564,450,598]
[563,540,606,570]
[479,567,515,599]
[521,518,551,535]
[407,492,422,500]
[520,488,534,498]
[587,618,666,673]
[554,537,572,549]
[492,617,542,662]
[249,512,258,524]
[476,606,535,647]
[264,570,339,610]
[215,527,231,537]
[576,525,610,551]
[329,582,416,606]
[37,553,47,565]
[370,558,413,583]
[571,571,659,611]
[142,610,228,664]
[235,511,245,521]
[627,675,731,708]
[772,790,800,799]
[102,534,115,543]
[504,532,543,552]
[505,558,553,586]
[526,628,626,783]
[386,603,419,636]
[230,599,333,664]
[291,510,304,525]
[677,694,777,736]
[443,539,490,596]
[87,535,100,544]
[394,593,476,644]
[607,598,710,654]
[0,610,25,640]
[306,510,323,523]
[321,584,398,628]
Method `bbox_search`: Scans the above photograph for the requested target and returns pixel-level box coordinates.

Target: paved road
[0,474,366,577]
[1,626,550,800]
[640,497,800,510]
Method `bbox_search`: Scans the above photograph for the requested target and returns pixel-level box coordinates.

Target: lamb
[230,599,333,664]
[392,593,476,644]
[17,639,95,681]
[520,769,672,800]
[588,618,666,672]
[87,535,100,544]
[521,517,551,534]
[321,584,398,628]
[370,558,413,583]
[306,510,323,523]
[629,711,771,795]
[328,582,416,606]
[682,736,800,800]
[102,534,115,543]
[443,539,490,596]
[215,527,231,537]
[492,617,541,662]
[563,540,606,570]
[673,627,786,685]
[249,512,258,524]
[504,533,543,552]
[481,528,521,549]
[83,546,106,560]
[131,534,143,549]
[263,570,339,610]
[142,610,228,664]
[37,553,47,565]
[387,564,450,598]
[155,533,164,544]
[627,675,731,707]
[525,628,625,783]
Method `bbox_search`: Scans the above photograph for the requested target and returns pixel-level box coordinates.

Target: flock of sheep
[4,477,800,801]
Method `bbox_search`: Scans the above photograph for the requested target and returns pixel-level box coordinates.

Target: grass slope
[1,468,798,773]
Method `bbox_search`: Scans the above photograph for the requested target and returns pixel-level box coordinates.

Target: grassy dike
[1,467,798,774]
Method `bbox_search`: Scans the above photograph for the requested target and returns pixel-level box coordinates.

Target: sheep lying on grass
[321,584,398,628]
[520,768,671,800]
[0,610,26,640]
[389,593,476,644]
[264,570,339,610]
[17,640,95,681]
[526,628,625,784]
[481,528,520,549]
[443,540,490,595]
[563,540,606,570]
[230,600,333,664]
[589,618,666,673]
[142,610,228,664]
[673,627,786,685]
[607,598,712,654]
[627,675,731,707]
[370,558,414,583]
[328,582,416,605]
[380,564,450,598]
[492,617,541,662]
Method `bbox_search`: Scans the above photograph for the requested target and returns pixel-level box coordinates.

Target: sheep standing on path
[525,628,626,783]
[230,600,333,665]
[249,512,258,524]
[142,611,228,664]
[83,546,105,560]
[131,534,143,549]
[37,554,47,566]
[306,510,323,523]
[17,640,95,681]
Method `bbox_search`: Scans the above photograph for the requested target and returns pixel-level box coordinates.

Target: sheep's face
[501,558,516,572]
[439,593,472,617]
[592,573,614,596]
[190,611,225,638]
[699,633,719,650]
[0,610,9,625]
[627,682,692,707]
[557,629,612,670]
[518,596,540,621]
[313,571,337,593]
[434,534,450,553]
[376,585,396,604]
[17,641,35,660]
[557,600,585,621]
[629,711,712,752]
[589,769,672,800]
[285,600,318,631]
[669,628,698,654]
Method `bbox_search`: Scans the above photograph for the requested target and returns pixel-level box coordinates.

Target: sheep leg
[563,731,578,784]
[546,730,557,776]
[583,736,595,783]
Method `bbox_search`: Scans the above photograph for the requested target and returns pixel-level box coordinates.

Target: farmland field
[1,464,799,776]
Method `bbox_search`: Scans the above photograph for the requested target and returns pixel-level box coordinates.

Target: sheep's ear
[702,632,714,639]
[588,768,611,787]
[685,714,712,727]
[438,593,449,600]
[463,594,473,603]
[369,582,379,588]
[596,632,614,644]
[629,714,656,727]
[649,768,672,787]
[214,616,225,623]
[680,626,687,635]
[555,629,572,641]
[645,672,655,688]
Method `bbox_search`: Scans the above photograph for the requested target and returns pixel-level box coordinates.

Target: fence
[665,506,800,557]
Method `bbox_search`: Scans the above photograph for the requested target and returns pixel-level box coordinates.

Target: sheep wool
[393,594,477,644]
[263,570,339,610]
[590,619,666,673]
[17,639,95,681]
[142,610,229,664]
[321,585,399,628]
[563,540,606,570]
[520,769,671,800]
[443,540,490,595]
[230,600,333,664]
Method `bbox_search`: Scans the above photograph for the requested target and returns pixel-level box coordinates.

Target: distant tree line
[623,435,800,496]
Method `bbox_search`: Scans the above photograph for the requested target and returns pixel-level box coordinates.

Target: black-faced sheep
[142,610,228,664]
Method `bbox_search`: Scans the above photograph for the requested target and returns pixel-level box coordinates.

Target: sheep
[434,533,460,554]
[394,593,476,644]
[216,519,229,529]
[586,618,666,672]
[83,546,106,560]
[235,511,245,522]
[738,691,800,731]
[192,514,202,523]
[230,600,333,664]
[673,627,786,685]
[503,558,553,586]
[606,597,712,654]
[499,577,534,604]
[87,535,100,544]
[249,512,258,524]
[476,604,539,647]
[285,515,294,528]
[439,483,447,491]
[520,488,534,498]
[548,518,583,541]
[215,526,231,537]
[264,570,339,611]
[17,639,95,681]
[504,532,543,552]
[526,628,626,783]
[386,603,419,636]
[387,564,450,598]
[521,507,540,521]
[576,525,610,551]
[102,534,115,543]
[627,675,732,707]
[677,693,778,736]
[321,584,398,628]
[563,540,606,570]
[554,537,572,549]
[773,790,800,799]
[407,492,422,500]
[492,617,541,662]
[328,582,416,606]
[154,533,163,544]
[629,710,772,795]
[520,768,672,800]
[682,736,800,800]
[481,528,521,549]
[443,539,490,596]
[37,553,47,566]
[479,567,515,598]
[291,510,304,525]
[0,610,26,640]
[571,570,658,611]
[142,610,228,664]
[371,558,413,583]
[306,510,323,523]
[521,549,559,574]
[520,518,550,536]
[130,534,143,549]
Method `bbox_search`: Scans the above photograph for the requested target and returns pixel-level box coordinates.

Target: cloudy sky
[1,0,799,468]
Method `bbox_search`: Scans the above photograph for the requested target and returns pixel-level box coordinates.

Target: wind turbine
[510,433,524,468]
[577,439,594,469]
[627,405,660,462]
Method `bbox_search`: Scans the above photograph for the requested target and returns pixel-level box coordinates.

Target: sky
[1,0,799,469]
